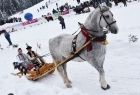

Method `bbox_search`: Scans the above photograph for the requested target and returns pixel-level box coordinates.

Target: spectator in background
[2,29,13,46]
[52,9,58,14]
[56,3,58,9]
[18,17,22,22]
[77,0,81,4]
[58,15,66,29]
[60,6,64,13]
[37,9,39,12]
[46,2,48,8]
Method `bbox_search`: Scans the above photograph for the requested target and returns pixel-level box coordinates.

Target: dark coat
[58,16,65,24]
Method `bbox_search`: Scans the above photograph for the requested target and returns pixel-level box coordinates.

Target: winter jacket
[58,16,65,24]
[17,53,31,67]
[27,51,46,64]
[4,31,10,38]
[27,51,42,63]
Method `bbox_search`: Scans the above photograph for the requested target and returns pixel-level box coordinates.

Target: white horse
[49,5,118,90]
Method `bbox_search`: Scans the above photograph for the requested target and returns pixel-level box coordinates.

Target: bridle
[71,6,117,54]
[76,8,117,34]
[99,8,116,29]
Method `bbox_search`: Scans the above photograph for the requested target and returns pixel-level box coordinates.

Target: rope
[72,27,80,35]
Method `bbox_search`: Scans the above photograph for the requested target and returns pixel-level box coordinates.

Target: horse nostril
[111,28,118,34]
[114,29,118,34]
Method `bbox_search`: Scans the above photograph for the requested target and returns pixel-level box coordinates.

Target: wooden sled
[26,63,55,81]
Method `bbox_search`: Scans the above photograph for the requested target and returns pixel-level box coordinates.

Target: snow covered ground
[0,1,140,95]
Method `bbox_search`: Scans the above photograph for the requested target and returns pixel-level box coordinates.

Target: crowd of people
[0,17,22,25]
[37,2,49,12]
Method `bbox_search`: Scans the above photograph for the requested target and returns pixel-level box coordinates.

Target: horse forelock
[99,5,110,13]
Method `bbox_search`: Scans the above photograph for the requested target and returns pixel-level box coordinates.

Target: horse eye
[105,15,109,18]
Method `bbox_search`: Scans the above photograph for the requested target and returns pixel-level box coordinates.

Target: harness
[72,26,107,53]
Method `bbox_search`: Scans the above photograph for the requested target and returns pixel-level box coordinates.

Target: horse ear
[100,4,109,12]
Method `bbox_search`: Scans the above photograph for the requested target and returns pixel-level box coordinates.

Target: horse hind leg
[63,63,72,84]
[49,39,71,88]
[55,57,72,88]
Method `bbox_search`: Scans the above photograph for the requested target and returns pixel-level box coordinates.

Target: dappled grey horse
[49,5,118,90]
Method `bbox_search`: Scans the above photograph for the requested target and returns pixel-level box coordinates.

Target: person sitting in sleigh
[13,48,34,75]
[26,45,45,69]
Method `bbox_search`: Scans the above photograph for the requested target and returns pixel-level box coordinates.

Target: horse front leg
[89,59,110,90]
[98,67,110,90]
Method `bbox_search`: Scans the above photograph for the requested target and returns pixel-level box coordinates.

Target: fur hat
[26,46,32,50]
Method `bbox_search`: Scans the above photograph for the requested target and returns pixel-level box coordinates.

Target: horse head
[84,5,118,37]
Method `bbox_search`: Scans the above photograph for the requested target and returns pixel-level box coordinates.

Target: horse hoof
[101,84,110,90]
[66,84,72,88]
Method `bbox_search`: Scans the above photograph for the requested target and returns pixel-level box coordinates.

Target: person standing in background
[2,29,13,46]
[58,15,66,29]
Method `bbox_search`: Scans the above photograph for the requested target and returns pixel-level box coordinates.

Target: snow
[1,1,140,95]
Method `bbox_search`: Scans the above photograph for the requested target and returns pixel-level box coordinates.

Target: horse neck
[76,32,87,47]
[84,10,101,34]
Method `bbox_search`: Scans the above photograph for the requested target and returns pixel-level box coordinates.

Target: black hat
[18,48,22,50]
[26,46,32,50]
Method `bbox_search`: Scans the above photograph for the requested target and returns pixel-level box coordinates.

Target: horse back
[49,34,74,58]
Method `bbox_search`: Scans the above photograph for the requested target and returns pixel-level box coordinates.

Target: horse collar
[81,27,93,52]
[80,26,107,50]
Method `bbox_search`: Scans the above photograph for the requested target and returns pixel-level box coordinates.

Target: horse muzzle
[110,26,118,34]
[111,28,118,34]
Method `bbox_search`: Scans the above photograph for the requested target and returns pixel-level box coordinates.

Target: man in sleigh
[13,46,55,80]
